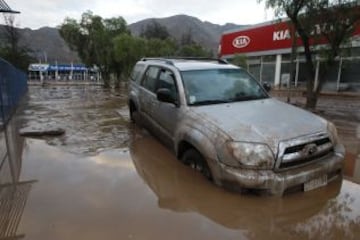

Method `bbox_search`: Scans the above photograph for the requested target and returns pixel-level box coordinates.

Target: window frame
[140,65,161,93]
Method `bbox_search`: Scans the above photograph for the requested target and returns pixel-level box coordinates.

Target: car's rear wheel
[181,149,212,181]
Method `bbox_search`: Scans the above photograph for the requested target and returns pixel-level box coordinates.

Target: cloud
[3,0,274,29]
[5,0,96,28]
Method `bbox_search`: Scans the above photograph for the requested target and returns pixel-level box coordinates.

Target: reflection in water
[0,181,35,239]
[0,118,36,240]
[0,117,25,185]
[292,182,360,239]
[354,156,360,183]
[9,86,360,239]
[130,129,360,239]
[353,124,360,182]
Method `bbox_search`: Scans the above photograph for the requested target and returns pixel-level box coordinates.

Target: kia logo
[232,36,250,48]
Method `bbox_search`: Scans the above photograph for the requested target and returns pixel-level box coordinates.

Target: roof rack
[167,57,229,64]
[141,57,229,65]
[141,58,174,66]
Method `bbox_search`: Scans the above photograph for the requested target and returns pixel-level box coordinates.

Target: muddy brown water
[3,86,360,239]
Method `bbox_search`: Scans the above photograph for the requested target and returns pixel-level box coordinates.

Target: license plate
[304,175,328,192]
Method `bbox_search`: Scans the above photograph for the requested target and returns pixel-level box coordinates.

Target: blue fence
[0,58,28,126]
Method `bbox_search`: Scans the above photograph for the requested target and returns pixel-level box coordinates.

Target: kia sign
[232,36,250,48]
[220,21,297,56]
[220,19,360,57]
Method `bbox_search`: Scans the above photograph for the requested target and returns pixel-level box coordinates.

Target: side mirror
[156,88,176,104]
[263,82,271,92]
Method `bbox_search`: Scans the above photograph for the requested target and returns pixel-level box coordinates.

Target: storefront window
[262,55,276,63]
[262,63,275,84]
[248,64,261,81]
[281,54,293,61]
[297,63,308,87]
[280,62,291,88]
[350,47,360,57]
[342,59,360,91]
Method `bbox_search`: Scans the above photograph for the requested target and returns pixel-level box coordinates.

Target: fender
[175,126,218,161]
[175,125,227,185]
[128,87,140,112]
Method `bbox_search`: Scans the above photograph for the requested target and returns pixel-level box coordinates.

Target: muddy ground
[4,86,360,239]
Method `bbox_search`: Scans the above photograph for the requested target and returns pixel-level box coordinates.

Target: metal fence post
[295,58,300,87]
[314,59,320,91]
[336,58,343,92]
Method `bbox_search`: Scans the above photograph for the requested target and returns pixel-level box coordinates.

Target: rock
[19,126,65,137]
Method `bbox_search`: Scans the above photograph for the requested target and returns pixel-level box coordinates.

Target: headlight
[327,122,339,145]
[219,142,275,169]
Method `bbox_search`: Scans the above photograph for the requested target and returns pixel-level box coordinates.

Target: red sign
[220,20,360,57]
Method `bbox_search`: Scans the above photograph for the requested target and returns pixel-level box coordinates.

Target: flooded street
[2,86,360,239]
[17,86,131,155]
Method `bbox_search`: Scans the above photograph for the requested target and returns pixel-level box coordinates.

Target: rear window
[130,64,145,84]
[142,66,160,93]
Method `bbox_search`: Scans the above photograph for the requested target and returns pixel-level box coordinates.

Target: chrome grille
[276,133,334,170]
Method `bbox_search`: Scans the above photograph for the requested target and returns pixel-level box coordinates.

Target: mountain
[0,15,246,64]
[129,14,247,52]
[20,27,80,63]
[0,25,80,63]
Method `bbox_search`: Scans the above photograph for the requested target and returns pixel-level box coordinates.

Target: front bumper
[217,148,344,196]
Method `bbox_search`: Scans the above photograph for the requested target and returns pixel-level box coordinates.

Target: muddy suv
[128,57,344,195]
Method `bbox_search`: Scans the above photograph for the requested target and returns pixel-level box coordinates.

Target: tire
[181,149,212,181]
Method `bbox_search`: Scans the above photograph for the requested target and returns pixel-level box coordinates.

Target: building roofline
[223,1,360,35]
[222,17,290,35]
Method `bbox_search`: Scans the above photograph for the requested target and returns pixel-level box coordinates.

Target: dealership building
[219,18,360,92]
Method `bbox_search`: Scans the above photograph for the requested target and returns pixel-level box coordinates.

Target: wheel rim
[182,150,212,181]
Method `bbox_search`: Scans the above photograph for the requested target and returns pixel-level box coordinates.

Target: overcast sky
[4,0,274,29]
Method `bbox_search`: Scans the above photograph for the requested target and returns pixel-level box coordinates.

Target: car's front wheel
[129,102,137,123]
[181,149,212,181]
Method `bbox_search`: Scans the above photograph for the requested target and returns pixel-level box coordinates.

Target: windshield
[181,68,268,106]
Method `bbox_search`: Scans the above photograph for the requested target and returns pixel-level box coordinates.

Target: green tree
[260,0,317,108]
[177,44,212,57]
[59,11,128,87]
[113,33,147,82]
[180,28,195,46]
[260,0,360,109]
[0,14,34,70]
[314,0,360,90]
[104,16,130,87]
[113,35,178,84]
[145,38,177,57]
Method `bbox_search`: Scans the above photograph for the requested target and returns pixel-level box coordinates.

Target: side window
[157,69,178,100]
[130,64,145,83]
[142,66,160,93]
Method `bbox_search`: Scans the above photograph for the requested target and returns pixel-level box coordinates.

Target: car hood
[189,98,328,153]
